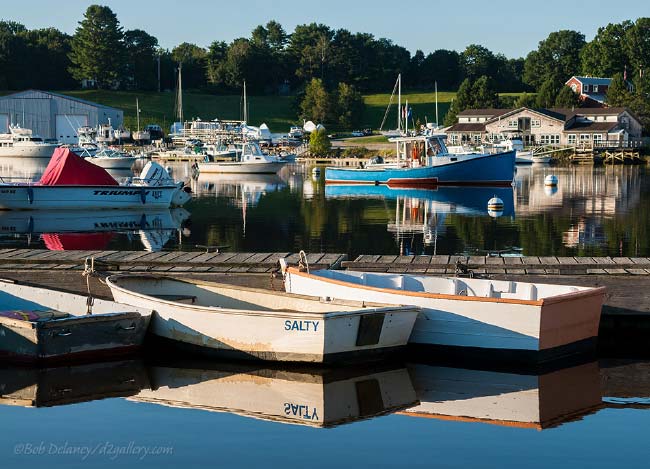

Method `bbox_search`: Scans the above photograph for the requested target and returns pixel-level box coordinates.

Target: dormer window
[583,84,589,93]
[593,85,599,93]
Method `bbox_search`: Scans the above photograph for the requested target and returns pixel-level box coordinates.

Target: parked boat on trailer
[281,261,606,363]
[0,278,152,363]
[106,275,419,364]
[0,147,191,210]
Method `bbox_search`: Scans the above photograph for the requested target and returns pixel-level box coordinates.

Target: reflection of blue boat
[325,185,515,218]
[325,135,515,186]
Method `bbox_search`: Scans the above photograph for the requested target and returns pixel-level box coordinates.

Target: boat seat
[365,274,404,290]
[152,294,197,305]
[0,310,70,322]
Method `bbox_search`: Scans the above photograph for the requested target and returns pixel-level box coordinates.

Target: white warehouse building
[0,89,123,144]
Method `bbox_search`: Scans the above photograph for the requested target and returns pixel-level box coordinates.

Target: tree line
[0,6,649,131]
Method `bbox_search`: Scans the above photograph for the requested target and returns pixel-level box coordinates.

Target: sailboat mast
[177,63,183,123]
[136,97,140,132]
[243,81,248,123]
[435,81,439,126]
[397,73,401,132]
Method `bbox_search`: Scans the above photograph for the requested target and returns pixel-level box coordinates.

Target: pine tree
[536,79,559,108]
[300,78,331,125]
[472,75,499,108]
[605,73,632,107]
[555,85,579,108]
[68,5,125,88]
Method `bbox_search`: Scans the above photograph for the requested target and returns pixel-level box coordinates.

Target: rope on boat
[298,250,310,274]
[82,257,96,315]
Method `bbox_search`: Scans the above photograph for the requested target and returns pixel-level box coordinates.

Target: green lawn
[10,89,527,133]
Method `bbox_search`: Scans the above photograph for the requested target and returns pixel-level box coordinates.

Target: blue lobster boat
[325,135,515,187]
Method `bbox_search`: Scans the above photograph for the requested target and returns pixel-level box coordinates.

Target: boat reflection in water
[325,185,515,253]
[0,360,148,408]
[193,172,287,234]
[402,361,603,430]
[5,357,650,431]
[0,208,190,252]
[130,362,417,427]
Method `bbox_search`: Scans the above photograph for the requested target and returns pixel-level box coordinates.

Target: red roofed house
[565,76,611,108]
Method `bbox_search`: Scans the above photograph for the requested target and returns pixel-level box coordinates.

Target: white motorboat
[281,263,606,363]
[106,275,420,364]
[0,148,191,210]
[288,126,304,139]
[130,363,417,427]
[197,141,287,174]
[0,125,58,158]
[0,278,152,363]
[84,147,140,170]
[96,122,115,145]
[495,138,551,164]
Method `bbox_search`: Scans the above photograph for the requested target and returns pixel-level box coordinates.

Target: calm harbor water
[0,157,649,258]
[1,358,649,467]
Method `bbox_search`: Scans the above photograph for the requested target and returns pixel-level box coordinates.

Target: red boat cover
[41,232,114,251]
[39,148,119,186]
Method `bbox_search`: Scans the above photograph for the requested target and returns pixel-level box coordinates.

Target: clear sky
[7,0,650,58]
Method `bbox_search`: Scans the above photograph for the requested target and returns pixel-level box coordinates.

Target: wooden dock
[342,255,650,276]
[0,249,347,273]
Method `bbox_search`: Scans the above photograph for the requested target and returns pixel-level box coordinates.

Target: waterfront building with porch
[446,106,643,148]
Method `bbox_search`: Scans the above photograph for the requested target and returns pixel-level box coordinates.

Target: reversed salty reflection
[130,362,417,428]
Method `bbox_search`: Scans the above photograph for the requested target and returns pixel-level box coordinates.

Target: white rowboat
[281,265,606,363]
[106,275,419,363]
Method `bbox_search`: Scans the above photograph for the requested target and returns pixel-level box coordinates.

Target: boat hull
[325,151,515,186]
[0,280,151,363]
[197,161,287,174]
[283,269,605,362]
[85,156,138,169]
[106,275,419,364]
[0,184,185,210]
[0,145,58,159]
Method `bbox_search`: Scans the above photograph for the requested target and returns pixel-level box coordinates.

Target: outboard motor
[139,161,175,187]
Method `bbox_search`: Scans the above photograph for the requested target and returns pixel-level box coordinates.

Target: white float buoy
[544,174,558,186]
[487,196,504,218]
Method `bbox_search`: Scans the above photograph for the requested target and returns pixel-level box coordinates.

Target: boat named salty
[106,275,419,363]
[281,264,606,363]
[325,134,515,186]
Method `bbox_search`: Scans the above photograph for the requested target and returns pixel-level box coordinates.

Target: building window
[593,85,599,93]
[449,134,459,144]
[508,120,517,128]
[583,84,589,93]
[531,119,541,128]
[593,134,603,142]
[551,134,560,144]
[568,134,577,144]
[580,134,591,141]
[472,134,482,144]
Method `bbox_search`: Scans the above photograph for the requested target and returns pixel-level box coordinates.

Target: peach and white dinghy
[106,275,420,364]
[280,263,606,363]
